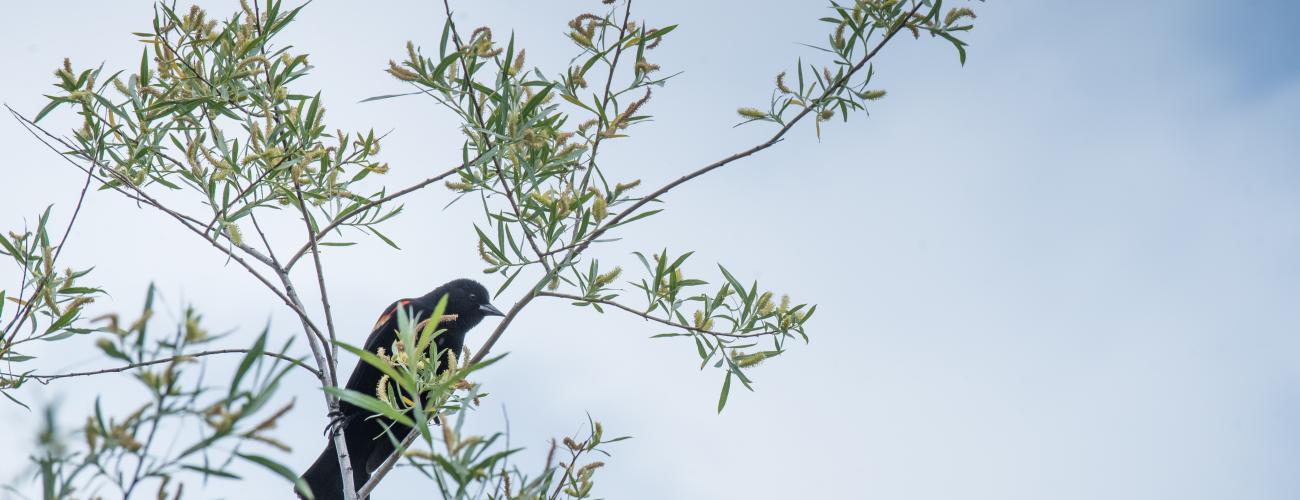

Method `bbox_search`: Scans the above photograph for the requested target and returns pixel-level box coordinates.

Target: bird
[298,278,504,500]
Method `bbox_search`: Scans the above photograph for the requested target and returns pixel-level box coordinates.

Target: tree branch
[293,183,341,385]
[536,292,780,339]
[2,348,321,382]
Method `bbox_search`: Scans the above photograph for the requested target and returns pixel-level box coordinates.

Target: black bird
[298,279,503,500]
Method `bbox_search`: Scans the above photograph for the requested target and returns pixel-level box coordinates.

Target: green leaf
[336,341,412,391]
[322,387,416,428]
[416,294,450,356]
[370,227,401,250]
[230,330,268,398]
[43,306,80,335]
[718,265,747,302]
[717,371,733,413]
[180,464,242,480]
[359,91,425,103]
[1,391,30,410]
[32,98,65,123]
[238,453,315,500]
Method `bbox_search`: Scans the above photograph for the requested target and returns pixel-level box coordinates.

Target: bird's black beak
[479,302,505,317]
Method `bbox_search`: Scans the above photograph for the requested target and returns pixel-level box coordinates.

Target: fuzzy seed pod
[859,89,887,100]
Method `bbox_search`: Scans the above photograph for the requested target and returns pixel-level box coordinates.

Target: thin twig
[294,183,340,385]
[548,440,588,500]
[4,348,321,382]
[441,2,553,274]
[582,0,636,171]
[537,292,780,339]
[2,141,100,347]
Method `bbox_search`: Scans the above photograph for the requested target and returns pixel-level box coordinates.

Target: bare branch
[293,183,341,385]
[2,348,321,382]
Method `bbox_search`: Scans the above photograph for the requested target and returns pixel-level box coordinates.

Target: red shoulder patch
[371,299,410,332]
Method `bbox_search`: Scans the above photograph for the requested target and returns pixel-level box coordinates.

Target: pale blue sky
[2,1,1298,499]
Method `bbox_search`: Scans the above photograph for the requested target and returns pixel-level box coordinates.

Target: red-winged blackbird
[298,279,503,500]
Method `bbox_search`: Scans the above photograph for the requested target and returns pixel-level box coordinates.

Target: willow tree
[0,0,978,498]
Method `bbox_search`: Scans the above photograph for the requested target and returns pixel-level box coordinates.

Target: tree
[0,0,978,498]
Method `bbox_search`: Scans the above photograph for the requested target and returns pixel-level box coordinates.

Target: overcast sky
[3,1,1299,499]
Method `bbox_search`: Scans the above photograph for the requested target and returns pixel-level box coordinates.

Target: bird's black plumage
[298,279,502,500]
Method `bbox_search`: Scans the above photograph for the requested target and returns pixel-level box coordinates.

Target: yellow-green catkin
[776,72,794,94]
[635,57,660,74]
[944,7,977,26]
[223,222,244,246]
[510,49,526,76]
[477,240,499,266]
[615,179,641,192]
[592,195,608,222]
[594,267,622,288]
[737,351,767,368]
[737,107,767,120]
[446,180,474,192]
[756,291,775,316]
[376,374,392,404]
[693,310,714,330]
[859,89,887,100]
[387,60,419,82]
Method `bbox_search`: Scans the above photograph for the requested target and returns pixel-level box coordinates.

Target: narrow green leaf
[322,387,416,428]
[238,453,315,500]
[230,330,267,398]
[717,371,733,413]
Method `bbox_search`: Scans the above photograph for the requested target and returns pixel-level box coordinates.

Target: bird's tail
[299,441,371,500]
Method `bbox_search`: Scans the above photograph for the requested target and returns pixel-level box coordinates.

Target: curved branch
[3,348,321,382]
[537,292,779,339]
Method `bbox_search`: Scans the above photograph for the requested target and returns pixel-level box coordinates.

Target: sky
[2,1,1299,499]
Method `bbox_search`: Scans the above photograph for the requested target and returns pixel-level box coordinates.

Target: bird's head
[426,279,504,328]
